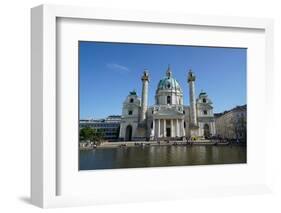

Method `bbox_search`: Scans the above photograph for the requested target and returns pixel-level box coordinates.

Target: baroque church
[119,66,216,141]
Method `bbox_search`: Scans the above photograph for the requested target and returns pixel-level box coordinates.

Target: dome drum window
[167,96,171,104]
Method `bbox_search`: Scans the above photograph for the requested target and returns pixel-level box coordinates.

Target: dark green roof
[129,90,137,95]
[199,90,207,97]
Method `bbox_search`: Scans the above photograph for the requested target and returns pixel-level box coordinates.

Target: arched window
[167,96,171,104]
[184,121,186,128]
[151,122,153,129]
[203,110,207,115]
[128,110,133,115]
[202,98,206,103]
[130,98,134,103]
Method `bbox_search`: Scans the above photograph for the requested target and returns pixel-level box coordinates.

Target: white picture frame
[31,4,274,208]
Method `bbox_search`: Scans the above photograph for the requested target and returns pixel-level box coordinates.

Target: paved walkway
[98,140,226,148]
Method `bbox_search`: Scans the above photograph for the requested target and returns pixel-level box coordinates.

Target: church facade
[119,67,216,141]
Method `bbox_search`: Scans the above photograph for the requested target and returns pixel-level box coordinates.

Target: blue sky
[79,41,246,119]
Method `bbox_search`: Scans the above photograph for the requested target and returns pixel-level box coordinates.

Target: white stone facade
[119,67,216,141]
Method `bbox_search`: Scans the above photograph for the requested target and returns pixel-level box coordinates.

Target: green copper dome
[156,66,182,92]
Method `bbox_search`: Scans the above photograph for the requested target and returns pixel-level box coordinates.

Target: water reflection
[79,145,246,170]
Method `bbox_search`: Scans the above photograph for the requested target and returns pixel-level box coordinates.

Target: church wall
[197,122,202,136]
[119,121,128,139]
[119,123,124,138]
[122,106,140,117]
[158,95,165,105]
[197,108,213,117]
[119,119,139,140]
[197,121,216,137]
[211,122,216,135]
[135,127,146,138]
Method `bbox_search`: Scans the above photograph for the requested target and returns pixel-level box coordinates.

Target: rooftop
[80,115,121,123]
[215,104,247,118]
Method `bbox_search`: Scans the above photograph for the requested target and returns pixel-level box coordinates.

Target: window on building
[183,110,185,114]
[130,98,134,103]
[184,121,186,128]
[151,122,153,129]
[167,96,171,104]
[128,110,133,115]
[203,98,206,103]
[203,110,207,115]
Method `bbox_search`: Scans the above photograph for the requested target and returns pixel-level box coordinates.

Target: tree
[92,129,105,145]
[79,127,95,142]
[79,127,105,145]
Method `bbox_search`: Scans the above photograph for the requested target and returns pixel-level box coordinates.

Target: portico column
[171,119,174,137]
[176,119,179,137]
[157,119,161,138]
[182,119,186,137]
[163,119,166,137]
[174,119,176,137]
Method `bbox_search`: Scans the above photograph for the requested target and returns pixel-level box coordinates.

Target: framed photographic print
[78,41,247,171]
[31,4,274,208]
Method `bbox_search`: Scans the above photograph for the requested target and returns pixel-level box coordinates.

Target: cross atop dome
[166,65,172,78]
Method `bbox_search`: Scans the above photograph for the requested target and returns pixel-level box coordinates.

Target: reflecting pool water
[79,145,246,170]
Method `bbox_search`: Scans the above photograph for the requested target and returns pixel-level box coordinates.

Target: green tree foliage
[79,127,105,145]
[79,127,94,142]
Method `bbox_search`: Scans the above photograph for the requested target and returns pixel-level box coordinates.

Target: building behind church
[215,105,247,141]
[119,67,216,141]
[80,115,121,141]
